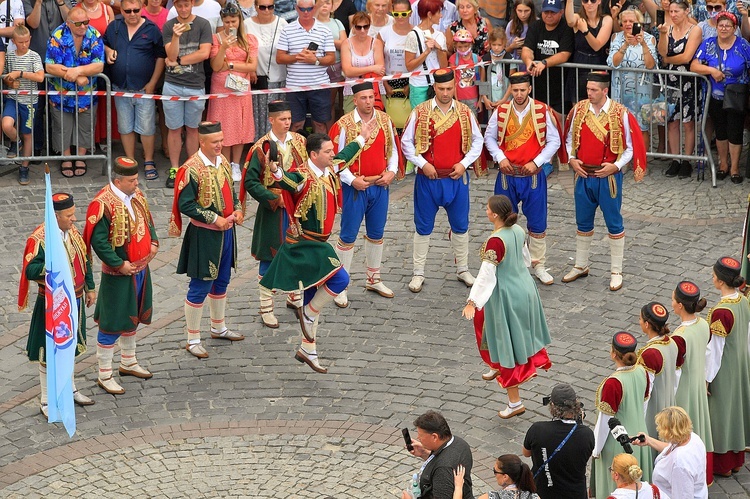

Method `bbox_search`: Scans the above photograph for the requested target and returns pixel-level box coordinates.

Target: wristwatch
[314,58,320,66]
[229,62,234,70]
[542,59,548,66]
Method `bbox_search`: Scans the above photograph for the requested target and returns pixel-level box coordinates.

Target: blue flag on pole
[44,171,77,437]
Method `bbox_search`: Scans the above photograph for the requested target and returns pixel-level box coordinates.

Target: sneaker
[231,162,242,182]
[665,160,680,177]
[18,166,29,185]
[7,141,18,158]
[166,168,177,188]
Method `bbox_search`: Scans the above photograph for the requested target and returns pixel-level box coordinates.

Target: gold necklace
[82,1,99,12]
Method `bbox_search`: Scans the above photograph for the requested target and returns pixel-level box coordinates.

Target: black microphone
[608,417,633,454]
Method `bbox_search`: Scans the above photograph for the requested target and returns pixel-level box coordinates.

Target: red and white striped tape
[1,60,495,101]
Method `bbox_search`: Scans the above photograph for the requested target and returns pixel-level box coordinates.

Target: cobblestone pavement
[0,152,748,498]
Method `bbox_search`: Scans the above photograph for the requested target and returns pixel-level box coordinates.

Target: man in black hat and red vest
[328,82,404,308]
[83,158,159,395]
[240,101,307,329]
[19,193,97,416]
[563,71,646,292]
[401,68,484,294]
[484,71,565,286]
[169,121,245,360]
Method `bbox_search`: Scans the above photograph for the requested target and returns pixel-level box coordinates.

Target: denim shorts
[162,81,206,130]
[114,89,156,136]
[288,88,331,124]
[3,98,37,135]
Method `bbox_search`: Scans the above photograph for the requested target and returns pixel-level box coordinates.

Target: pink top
[142,7,168,30]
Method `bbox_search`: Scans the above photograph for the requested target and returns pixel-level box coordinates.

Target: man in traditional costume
[484,71,563,286]
[259,126,374,374]
[83,158,158,395]
[169,121,245,359]
[563,71,646,292]
[19,193,97,415]
[241,101,307,328]
[401,68,484,293]
[329,82,403,308]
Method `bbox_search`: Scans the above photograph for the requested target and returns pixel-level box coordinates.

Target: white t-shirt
[404,28,446,87]
[368,15,392,38]
[609,482,668,499]
[652,433,708,499]
[167,0,222,32]
[0,0,25,51]
[244,16,288,82]
[378,24,408,75]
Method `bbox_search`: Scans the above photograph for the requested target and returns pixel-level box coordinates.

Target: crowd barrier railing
[0,72,112,178]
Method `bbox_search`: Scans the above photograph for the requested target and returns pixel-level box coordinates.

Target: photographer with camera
[521,383,594,499]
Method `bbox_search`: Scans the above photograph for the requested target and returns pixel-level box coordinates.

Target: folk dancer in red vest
[83,158,159,394]
[563,71,646,291]
[329,82,404,308]
[169,122,246,359]
[484,72,564,285]
[19,193,97,415]
[401,68,484,293]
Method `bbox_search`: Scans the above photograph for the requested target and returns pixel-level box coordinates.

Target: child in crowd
[506,0,536,72]
[2,25,44,185]
[451,29,481,114]
[480,29,511,114]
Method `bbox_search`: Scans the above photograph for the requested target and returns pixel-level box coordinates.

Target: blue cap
[541,0,563,12]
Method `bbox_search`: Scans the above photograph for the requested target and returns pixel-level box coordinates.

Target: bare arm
[662,26,700,65]
[583,15,613,51]
[25,0,42,29]
[565,0,579,28]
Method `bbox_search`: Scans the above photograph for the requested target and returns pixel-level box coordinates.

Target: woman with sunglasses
[453,455,539,499]
[691,11,750,183]
[341,11,385,113]
[445,0,491,57]
[208,4,258,180]
[316,0,347,126]
[697,0,738,38]
[378,0,412,129]
[366,0,392,36]
[404,0,447,107]
[564,0,612,103]
[245,0,288,138]
[607,453,662,499]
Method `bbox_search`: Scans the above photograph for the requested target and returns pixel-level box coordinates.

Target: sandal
[60,161,74,178]
[144,161,159,180]
[73,161,87,177]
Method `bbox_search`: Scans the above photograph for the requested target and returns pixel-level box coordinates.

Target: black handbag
[723,83,749,112]
[413,28,436,99]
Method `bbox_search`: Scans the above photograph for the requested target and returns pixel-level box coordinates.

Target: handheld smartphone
[307,42,319,51]
[181,22,192,31]
[402,428,414,452]
[229,28,237,36]
[632,22,641,35]
[656,9,665,25]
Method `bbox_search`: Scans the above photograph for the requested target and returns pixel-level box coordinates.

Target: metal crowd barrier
[0,72,112,178]
[485,60,716,186]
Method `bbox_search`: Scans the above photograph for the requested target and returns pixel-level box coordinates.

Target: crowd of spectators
[1,0,750,186]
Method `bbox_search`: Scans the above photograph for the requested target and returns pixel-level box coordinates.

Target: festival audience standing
[670,281,714,486]
[634,407,708,498]
[208,3,258,181]
[691,11,750,184]
[521,0,572,118]
[658,0,701,179]
[245,0,287,138]
[445,0,491,57]
[332,0,357,33]
[563,0,611,103]
[410,0,457,33]
[3,25,44,184]
[19,193,96,416]
[607,454,665,499]
[103,0,166,180]
[45,7,104,178]
[142,0,168,27]
[0,0,26,51]
[462,194,552,419]
[315,0,346,127]
[378,0,412,128]
[340,11,385,113]
[522,384,594,499]
[506,0,536,72]
[162,0,212,188]
[607,8,657,148]
[591,332,652,499]
[697,0,736,39]
[480,30,512,112]
[450,29,481,113]
[167,0,221,31]
[367,0,392,37]
[276,0,335,133]
[636,302,678,445]
[705,256,750,478]
[479,0,508,28]
[401,69,483,293]
[404,0,447,108]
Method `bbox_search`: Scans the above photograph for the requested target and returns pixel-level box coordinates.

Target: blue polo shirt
[103,17,166,91]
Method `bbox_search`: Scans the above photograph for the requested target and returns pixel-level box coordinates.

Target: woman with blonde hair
[366,0,393,36]
[608,453,666,499]
[634,407,708,498]
[445,0,492,56]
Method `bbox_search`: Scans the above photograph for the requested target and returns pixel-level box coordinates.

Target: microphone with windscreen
[608,417,633,454]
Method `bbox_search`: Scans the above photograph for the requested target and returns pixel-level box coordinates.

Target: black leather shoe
[665,160,680,177]
[716,169,729,180]
[731,174,744,184]
[678,160,692,179]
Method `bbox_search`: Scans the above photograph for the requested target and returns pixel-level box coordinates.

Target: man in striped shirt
[275,0,335,133]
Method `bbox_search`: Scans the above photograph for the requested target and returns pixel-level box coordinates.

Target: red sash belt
[189,214,235,231]
[101,254,151,275]
[418,167,454,179]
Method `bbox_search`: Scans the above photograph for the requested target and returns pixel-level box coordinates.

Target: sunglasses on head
[220,4,240,15]
[354,23,370,30]
[391,10,411,16]
[257,4,275,9]
[298,5,314,12]
[69,19,90,26]
[705,4,724,10]
[122,8,141,13]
